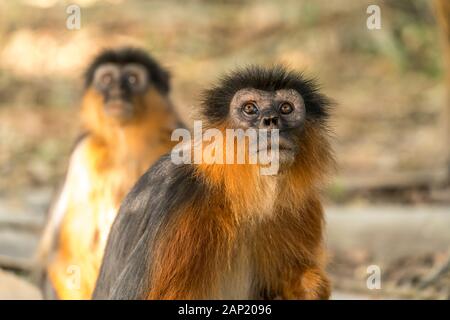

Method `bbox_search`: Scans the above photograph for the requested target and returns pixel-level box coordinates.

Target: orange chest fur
[52,137,172,299]
[60,138,163,254]
[150,167,325,299]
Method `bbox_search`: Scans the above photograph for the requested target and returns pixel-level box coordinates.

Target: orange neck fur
[195,123,334,219]
[80,88,177,165]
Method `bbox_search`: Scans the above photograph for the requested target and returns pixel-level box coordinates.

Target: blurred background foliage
[0,0,446,203]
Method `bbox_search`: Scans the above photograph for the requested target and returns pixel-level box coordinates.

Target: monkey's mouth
[277,143,294,152]
[104,100,134,119]
[257,145,292,154]
[253,138,297,168]
[256,138,295,153]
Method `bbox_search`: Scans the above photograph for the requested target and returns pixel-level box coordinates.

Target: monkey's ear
[151,67,170,95]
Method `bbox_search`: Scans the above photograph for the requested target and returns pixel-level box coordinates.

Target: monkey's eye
[101,74,113,86]
[127,74,138,86]
[242,102,258,116]
[279,102,293,115]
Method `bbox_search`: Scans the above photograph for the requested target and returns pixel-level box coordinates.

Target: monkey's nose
[109,87,125,97]
[260,116,279,129]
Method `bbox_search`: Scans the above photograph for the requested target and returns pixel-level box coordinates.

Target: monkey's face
[229,88,306,165]
[202,66,331,170]
[93,63,149,120]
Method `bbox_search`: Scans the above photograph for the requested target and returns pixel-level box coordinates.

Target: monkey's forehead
[94,63,148,72]
[230,88,304,104]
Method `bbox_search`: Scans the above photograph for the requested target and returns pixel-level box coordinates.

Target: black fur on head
[84,47,170,94]
[201,65,332,125]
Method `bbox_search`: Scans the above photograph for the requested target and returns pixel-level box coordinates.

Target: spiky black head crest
[201,65,332,124]
[84,47,170,94]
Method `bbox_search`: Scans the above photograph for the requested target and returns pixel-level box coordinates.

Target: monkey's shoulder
[95,155,207,298]
[63,135,99,184]
[119,154,206,220]
[68,133,118,177]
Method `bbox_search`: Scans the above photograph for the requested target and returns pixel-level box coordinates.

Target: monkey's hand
[279,267,331,300]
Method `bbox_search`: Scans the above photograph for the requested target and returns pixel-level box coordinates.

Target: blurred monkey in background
[36,47,182,299]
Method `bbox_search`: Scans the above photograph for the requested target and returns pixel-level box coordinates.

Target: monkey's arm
[35,178,70,267]
[34,136,89,296]
[276,197,330,300]
[34,174,71,299]
[93,155,199,299]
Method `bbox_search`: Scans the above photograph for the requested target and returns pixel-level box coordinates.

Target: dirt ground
[0,269,41,300]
